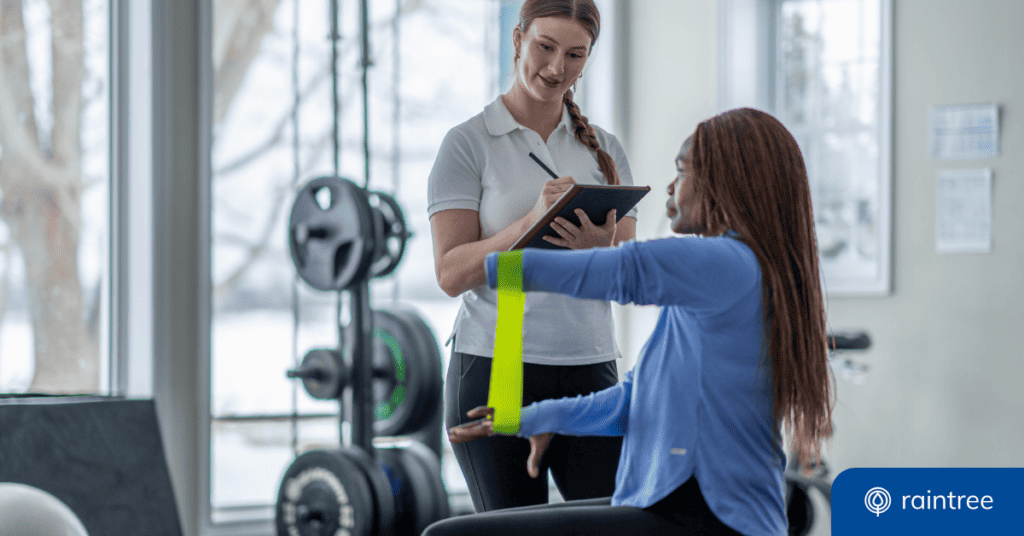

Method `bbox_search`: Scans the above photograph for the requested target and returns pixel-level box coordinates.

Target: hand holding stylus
[526,152,616,249]
[530,176,577,223]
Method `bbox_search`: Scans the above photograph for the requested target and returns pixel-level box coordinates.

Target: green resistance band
[486,250,525,434]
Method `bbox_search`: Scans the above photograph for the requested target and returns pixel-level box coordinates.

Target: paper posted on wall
[936,169,992,254]
[929,103,999,160]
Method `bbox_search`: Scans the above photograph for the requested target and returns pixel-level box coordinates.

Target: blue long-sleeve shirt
[485,233,787,536]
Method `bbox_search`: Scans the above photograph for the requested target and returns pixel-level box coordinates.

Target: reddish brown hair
[516,0,620,185]
[686,108,833,461]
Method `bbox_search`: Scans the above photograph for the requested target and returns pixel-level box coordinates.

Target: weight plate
[376,440,446,535]
[391,309,444,433]
[367,194,389,280]
[289,177,377,291]
[342,447,396,536]
[288,349,347,401]
[399,438,451,525]
[787,483,815,536]
[368,192,410,279]
[276,449,373,536]
[363,309,429,438]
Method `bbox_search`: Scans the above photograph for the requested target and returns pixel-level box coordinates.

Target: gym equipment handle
[828,332,871,351]
[287,365,328,381]
[286,364,391,382]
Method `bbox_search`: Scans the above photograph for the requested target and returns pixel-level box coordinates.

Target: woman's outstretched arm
[485,235,760,309]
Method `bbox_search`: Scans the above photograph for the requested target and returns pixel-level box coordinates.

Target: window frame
[717,0,894,296]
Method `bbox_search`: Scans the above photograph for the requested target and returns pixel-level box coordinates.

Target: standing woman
[428,0,638,513]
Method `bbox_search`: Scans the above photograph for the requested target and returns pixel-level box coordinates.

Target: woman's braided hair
[687,108,834,463]
[517,0,620,185]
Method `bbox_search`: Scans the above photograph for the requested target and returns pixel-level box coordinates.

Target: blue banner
[833,468,1021,535]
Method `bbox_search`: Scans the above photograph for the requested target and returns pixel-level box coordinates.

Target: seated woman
[424,108,833,536]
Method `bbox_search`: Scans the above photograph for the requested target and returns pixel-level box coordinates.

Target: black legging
[445,351,623,512]
[422,477,745,536]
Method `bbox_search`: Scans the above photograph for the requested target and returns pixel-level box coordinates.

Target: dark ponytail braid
[562,89,620,185]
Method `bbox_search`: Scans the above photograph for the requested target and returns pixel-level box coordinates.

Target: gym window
[719,0,893,295]
[207,0,501,526]
[0,0,114,394]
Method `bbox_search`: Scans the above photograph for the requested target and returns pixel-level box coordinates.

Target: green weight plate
[366,309,428,438]
[390,309,444,434]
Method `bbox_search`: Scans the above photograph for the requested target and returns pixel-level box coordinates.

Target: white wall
[624,0,1024,473]
[828,0,1024,469]
[617,0,721,372]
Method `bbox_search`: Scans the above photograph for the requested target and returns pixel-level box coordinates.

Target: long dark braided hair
[686,108,834,462]
[516,0,620,185]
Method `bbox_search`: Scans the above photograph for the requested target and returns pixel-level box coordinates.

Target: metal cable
[391,0,401,302]
[360,0,371,189]
[330,0,342,178]
[290,0,302,459]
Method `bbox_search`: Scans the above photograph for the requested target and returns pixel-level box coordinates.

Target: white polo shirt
[427,96,638,365]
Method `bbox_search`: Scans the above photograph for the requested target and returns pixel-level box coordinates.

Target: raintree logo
[865,487,892,516]
[833,468,1019,535]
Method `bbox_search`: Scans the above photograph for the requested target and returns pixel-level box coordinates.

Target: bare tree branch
[214,0,282,125]
[0,0,52,184]
[48,0,84,170]
[214,58,333,176]
[0,0,39,144]
[213,128,335,301]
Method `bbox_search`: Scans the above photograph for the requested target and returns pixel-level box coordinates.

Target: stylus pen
[528,152,560,180]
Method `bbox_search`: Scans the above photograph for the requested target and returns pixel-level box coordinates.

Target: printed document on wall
[929,103,999,160]
[936,169,992,254]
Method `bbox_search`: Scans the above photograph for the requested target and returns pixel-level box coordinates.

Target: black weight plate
[400,439,451,525]
[341,447,396,536]
[290,349,347,400]
[366,309,428,438]
[367,194,388,280]
[374,445,420,536]
[368,192,410,279]
[375,441,438,536]
[787,483,815,536]
[276,449,373,536]
[391,309,444,434]
[288,177,377,291]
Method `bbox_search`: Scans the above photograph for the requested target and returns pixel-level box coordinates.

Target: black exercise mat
[0,396,183,536]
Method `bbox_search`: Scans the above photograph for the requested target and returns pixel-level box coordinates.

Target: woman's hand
[526,432,553,479]
[543,208,617,249]
[447,406,554,480]
[531,176,577,222]
[447,406,496,443]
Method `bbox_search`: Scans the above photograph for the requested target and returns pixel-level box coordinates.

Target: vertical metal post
[330,0,341,177]
[290,0,302,458]
[348,282,374,453]
[391,0,401,302]
[360,0,371,188]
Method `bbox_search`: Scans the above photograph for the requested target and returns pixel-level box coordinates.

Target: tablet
[510,184,651,250]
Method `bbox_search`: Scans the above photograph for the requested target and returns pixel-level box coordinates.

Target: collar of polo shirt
[483,96,574,138]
